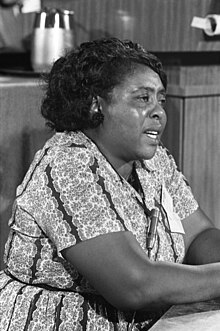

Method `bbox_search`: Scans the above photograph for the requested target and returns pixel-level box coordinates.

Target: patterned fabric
[0,131,198,330]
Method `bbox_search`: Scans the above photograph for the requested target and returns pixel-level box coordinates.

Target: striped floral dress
[0,131,198,330]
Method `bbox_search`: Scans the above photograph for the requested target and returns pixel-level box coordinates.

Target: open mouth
[144,130,159,140]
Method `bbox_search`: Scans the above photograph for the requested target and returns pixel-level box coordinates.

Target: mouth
[144,130,160,141]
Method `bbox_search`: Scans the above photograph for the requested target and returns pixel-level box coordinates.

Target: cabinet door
[183,96,220,227]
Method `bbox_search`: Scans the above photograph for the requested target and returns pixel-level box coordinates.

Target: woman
[1,37,220,330]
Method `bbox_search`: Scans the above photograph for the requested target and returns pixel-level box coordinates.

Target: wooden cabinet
[162,82,220,228]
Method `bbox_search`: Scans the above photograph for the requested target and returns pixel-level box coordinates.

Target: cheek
[164,112,168,125]
[119,113,141,135]
[161,112,167,131]
[120,108,143,126]
[109,106,143,137]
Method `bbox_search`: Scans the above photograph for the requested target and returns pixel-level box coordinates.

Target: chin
[141,146,158,160]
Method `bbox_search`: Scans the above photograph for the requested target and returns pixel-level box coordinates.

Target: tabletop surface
[149,298,220,331]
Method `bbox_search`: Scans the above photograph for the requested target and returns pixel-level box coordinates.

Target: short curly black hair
[41,37,167,132]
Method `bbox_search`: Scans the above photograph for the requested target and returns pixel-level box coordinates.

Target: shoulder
[46,131,94,165]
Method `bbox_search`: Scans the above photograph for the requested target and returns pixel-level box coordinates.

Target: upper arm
[62,231,151,310]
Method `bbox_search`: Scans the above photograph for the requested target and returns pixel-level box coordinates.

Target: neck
[117,162,134,180]
[83,128,134,180]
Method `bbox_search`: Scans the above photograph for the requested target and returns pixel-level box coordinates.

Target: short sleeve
[38,146,124,252]
[162,149,199,220]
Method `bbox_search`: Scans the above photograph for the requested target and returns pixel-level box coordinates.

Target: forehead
[114,66,164,94]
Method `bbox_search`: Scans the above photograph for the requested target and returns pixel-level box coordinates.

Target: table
[0,75,52,269]
[149,299,220,330]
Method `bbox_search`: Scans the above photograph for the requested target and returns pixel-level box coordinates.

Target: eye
[158,95,166,108]
[138,94,150,103]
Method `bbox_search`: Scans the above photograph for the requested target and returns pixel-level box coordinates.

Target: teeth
[146,130,158,138]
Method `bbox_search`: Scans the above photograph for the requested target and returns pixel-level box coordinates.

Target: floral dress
[0,131,198,330]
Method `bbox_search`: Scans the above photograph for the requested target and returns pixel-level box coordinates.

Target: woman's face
[95,65,167,168]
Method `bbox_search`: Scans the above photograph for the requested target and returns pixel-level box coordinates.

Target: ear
[89,97,104,127]
[90,97,100,114]
[90,96,104,113]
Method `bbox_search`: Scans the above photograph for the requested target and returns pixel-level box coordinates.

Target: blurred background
[0,0,220,269]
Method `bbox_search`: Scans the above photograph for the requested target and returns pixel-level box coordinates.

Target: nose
[149,103,167,125]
